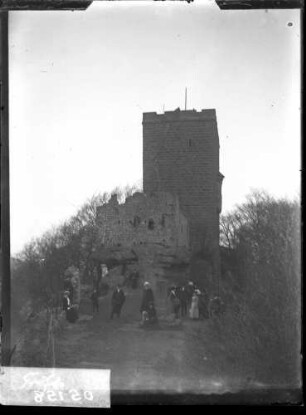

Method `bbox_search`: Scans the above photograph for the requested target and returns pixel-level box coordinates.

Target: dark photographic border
[0,0,303,407]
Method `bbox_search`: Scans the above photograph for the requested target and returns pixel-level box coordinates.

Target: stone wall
[96,191,189,250]
[95,191,190,293]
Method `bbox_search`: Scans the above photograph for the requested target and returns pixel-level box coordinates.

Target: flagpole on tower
[185,87,187,110]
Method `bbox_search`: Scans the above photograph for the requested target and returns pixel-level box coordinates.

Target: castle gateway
[143,108,224,275]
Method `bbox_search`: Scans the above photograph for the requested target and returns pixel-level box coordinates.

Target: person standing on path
[189,290,200,320]
[140,282,155,323]
[168,287,181,319]
[110,285,126,319]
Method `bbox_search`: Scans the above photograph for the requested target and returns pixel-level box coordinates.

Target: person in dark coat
[66,305,79,323]
[140,282,155,314]
[169,287,181,319]
[91,289,99,314]
[110,285,126,319]
[140,281,157,325]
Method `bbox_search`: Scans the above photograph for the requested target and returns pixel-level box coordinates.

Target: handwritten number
[34,391,44,403]
[34,388,94,403]
[69,389,82,401]
[47,390,57,402]
[84,390,93,401]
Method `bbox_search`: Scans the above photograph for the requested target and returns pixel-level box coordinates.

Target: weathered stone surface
[143,108,223,282]
[91,246,138,268]
[94,191,191,292]
[96,191,189,251]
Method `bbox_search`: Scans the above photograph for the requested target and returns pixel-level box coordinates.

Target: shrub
[219,191,301,385]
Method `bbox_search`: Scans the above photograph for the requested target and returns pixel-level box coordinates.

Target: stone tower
[143,108,224,276]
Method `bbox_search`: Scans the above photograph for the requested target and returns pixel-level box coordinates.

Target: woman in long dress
[189,291,200,320]
[140,282,156,325]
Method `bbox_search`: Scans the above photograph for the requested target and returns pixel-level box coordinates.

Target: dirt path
[55,288,260,394]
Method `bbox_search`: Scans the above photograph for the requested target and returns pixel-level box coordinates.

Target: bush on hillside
[219,191,301,385]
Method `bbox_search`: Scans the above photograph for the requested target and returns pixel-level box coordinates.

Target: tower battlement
[143,108,217,123]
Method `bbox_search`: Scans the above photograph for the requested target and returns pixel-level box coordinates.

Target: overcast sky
[9,1,301,255]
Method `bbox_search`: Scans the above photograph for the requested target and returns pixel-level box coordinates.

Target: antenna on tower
[185,87,187,110]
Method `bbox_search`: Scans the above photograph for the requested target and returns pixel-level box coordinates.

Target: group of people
[110,282,157,326]
[71,279,224,325]
[89,281,157,326]
[168,282,209,320]
[90,285,126,319]
[168,281,225,320]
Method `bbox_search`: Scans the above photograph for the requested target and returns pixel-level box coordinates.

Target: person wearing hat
[140,282,155,323]
[110,284,126,319]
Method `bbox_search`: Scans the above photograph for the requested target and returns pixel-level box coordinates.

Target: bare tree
[219,190,301,382]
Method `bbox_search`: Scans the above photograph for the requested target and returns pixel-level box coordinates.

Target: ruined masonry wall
[96,192,189,249]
